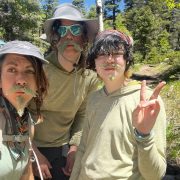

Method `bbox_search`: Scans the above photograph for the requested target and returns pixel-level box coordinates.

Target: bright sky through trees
[60,0,125,10]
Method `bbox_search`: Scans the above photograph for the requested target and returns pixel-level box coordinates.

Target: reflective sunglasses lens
[58,26,67,37]
[70,25,82,36]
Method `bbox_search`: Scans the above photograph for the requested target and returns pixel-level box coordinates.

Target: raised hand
[132,80,166,135]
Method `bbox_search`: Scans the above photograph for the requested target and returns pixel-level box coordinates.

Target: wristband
[134,128,151,142]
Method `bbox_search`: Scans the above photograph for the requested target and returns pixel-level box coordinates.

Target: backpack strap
[27,113,44,180]
[0,108,6,159]
[2,135,29,142]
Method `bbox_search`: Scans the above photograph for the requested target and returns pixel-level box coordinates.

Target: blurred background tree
[0,0,42,41]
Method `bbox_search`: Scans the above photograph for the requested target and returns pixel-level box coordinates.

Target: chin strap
[0,108,5,160]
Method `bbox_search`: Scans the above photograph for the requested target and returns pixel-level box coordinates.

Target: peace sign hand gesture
[132,80,166,135]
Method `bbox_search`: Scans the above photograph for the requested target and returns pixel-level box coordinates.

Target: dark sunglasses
[57,24,83,37]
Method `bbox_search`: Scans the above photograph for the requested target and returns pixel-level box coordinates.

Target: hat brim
[0,40,49,64]
[0,51,49,64]
[44,17,99,43]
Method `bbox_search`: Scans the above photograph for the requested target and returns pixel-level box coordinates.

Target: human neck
[58,52,80,72]
[104,76,126,95]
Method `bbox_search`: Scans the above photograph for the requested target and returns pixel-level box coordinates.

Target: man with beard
[30,3,99,180]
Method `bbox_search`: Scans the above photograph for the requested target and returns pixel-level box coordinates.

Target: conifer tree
[104,0,121,29]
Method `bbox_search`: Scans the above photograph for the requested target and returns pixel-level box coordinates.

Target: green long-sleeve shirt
[29,51,99,147]
[70,83,166,180]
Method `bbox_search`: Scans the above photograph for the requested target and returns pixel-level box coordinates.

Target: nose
[66,30,74,40]
[106,54,114,63]
[16,73,27,87]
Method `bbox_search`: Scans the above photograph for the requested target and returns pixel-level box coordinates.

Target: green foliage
[87,5,97,18]
[115,14,131,35]
[145,30,171,63]
[72,0,86,15]
[165,51,180,66]
[125,6,159,59]
[145,47,160,64]
[158,31,171,53]
[165,0,180,10]
[166,122,180,159]
[124,0,146,11]
[41,0,58,20]
[133,52,144,63]
[123,0,180,65]
[104,20,113,30]
[161,80,180,161]
[104,0,121,29]
[0,0,42,41]
[169,8,180,50]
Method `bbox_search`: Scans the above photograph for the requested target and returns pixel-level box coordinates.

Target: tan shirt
[70,83,166,180]
[29,51,99,147]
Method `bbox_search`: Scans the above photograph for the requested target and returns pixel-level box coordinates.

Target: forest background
[0,0,179,172]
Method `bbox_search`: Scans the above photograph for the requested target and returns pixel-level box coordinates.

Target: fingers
[150,81,166,100]
[61,151,76,176]
[132,100,160,134]
[35,166,52,179]
[43,168,52,179]
[140,80,146,101]
[33,160,52,179]
[140,99,159,108]
[62,167,71,176]
[46,161,52,169]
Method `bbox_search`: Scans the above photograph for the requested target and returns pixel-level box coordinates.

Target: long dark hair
[26,56,48,117]
[0,54,48,117]
[49,20,89,70]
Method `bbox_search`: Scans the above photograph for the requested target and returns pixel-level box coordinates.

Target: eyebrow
[5,61,17,66]
[5,60,33,69]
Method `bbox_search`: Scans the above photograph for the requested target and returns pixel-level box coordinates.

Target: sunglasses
[57,24,83,37]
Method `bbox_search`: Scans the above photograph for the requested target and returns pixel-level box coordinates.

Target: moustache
[58,40,82,53]
[8,85,37,97]
[97,63,122,69]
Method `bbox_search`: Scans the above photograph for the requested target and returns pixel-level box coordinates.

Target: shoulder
[83,69,98,79]
[87,88,102,106]
[45,50,56,62]
[83,69,100,88]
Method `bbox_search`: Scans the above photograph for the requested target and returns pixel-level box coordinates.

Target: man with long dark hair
[31,3,100,180]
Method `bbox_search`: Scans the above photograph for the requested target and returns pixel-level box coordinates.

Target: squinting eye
[113,54,123,58]
[96,55,105,61]
[26,69,35,74]
[113,53,120,55]
[7,68,16,73]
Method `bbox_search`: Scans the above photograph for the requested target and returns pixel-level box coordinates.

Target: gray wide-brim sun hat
[44,3,99,43]
[0,40,48,64]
